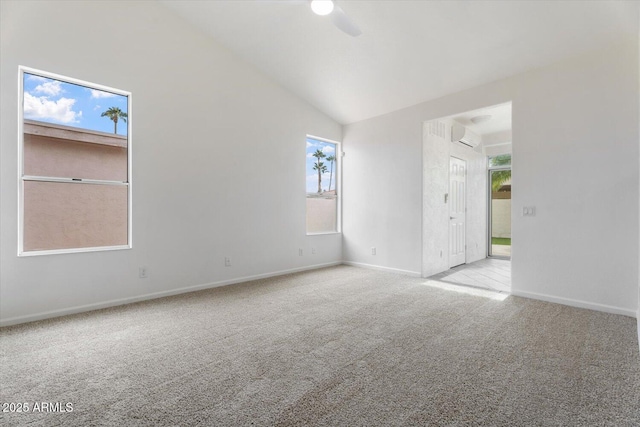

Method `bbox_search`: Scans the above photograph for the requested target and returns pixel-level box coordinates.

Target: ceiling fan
[309,0,362,37]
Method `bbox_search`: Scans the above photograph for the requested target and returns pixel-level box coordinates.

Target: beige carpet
[1,265,639,426]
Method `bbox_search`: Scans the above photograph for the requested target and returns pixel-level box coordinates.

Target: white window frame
[306,134,342,235]
[17,66,133,256]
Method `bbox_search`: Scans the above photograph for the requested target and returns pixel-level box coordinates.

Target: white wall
[341,110,423,276]
[0,1,342,325]
[491,200,511,239]
[344,40,639,317]
[482,130,512,151]
[422,121,449,277]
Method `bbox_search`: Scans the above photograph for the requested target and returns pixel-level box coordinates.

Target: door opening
[488,154,511,258]
[449,156,466,268]
[422,102,512,292]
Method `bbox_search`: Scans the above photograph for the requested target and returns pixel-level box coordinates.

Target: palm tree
[490,154,511,192]
[326,155,335,192]
[312,149,326,193]
[101,106,127,134]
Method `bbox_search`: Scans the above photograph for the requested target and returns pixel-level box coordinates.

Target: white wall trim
[0,262,342,327]
[2,261,636,327]
[342,261,421,277]
[512,290,637,318]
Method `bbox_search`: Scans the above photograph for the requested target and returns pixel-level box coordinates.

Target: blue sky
[306,137,336,193]
[23,72,128,136]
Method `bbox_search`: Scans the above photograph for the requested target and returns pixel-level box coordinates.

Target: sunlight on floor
[421,280,509,301]
[428,258,512,294]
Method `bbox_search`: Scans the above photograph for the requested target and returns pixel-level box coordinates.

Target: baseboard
[511,289,636,318]
[0,261,342,327]
[637,308,639,353]
[342,261,421,277]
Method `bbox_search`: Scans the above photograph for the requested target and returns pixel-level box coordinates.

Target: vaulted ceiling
[161,1,639,125]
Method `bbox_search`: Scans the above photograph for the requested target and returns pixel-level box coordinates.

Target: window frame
[17,66,133,256]
[305,134,342,236]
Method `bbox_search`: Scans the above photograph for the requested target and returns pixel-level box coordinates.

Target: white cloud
[26,75,48,83]
[308,148,335,158]
[93,104,102,111]
[90,89,116,99]
[33,80,62,96]
[322,145,335,155]
[24,92,81,124]
[307,172,333,181]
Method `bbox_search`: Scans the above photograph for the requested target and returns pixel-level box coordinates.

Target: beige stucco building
[23,119,128,251]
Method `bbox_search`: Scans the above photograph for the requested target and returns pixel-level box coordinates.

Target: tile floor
[491,244,511,257]
[428,257,511,293]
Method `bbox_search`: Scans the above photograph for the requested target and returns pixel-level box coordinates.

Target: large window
[18,67,131,255]
[306,136,340,234]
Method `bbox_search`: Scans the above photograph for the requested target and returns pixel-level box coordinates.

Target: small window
[306,136,340,234]
[19,67,131,255]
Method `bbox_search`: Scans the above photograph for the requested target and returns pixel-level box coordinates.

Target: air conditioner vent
[451,123,480,148]
[428,121,445,138]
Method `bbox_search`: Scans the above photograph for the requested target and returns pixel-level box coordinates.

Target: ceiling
[160,1,638,125]
[450,102,512,137]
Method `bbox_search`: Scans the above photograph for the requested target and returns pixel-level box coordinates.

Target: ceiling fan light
[311,0,334,16]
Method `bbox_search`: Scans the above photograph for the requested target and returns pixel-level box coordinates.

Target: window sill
[18,245,131,257]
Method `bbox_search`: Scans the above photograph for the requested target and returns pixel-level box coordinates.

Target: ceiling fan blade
[330,5,362,37]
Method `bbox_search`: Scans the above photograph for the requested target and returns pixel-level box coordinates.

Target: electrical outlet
[371,247,376,255]
[224,257,231,267]
[299,248,303,256]
[522,206,537,216]
[311,248,316,255]
[139,266,148,278]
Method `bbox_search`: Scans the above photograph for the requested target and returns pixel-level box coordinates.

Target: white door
[449,157,466,268]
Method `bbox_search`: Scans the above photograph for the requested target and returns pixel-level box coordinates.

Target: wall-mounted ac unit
[451,122,480,148]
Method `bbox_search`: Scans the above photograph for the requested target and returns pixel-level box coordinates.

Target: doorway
[422,101,512,290]
[488,154,511,258]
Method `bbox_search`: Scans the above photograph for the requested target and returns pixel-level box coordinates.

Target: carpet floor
[1,265,639,426]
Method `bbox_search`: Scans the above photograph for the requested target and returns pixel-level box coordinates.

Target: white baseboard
[511,289,636,318]
[0,261,342,327]
[342,261,421,277]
